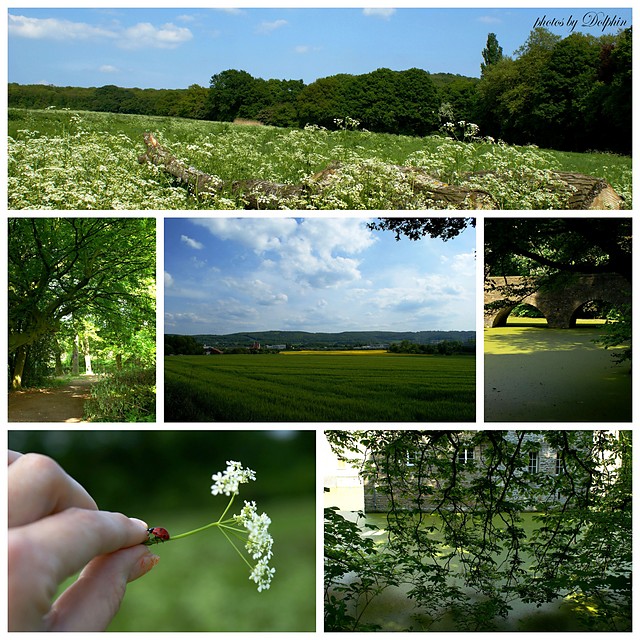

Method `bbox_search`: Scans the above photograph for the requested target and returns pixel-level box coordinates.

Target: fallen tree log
[138,133,624,210]
[462,169,624,210]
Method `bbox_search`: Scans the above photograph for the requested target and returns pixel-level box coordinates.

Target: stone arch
[485,273,631,328]
[569,299,617,326]
[491,302,547,327]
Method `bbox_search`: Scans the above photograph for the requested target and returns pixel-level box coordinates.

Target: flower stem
[164,494,239,541]
[169,521,221,540]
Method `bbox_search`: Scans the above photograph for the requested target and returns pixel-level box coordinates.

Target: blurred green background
[8,429,316,631]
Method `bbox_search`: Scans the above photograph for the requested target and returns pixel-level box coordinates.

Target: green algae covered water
[334,512,630,632]
[484,319,631,422]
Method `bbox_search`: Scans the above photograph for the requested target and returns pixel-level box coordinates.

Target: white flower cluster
[236,500,275,591]
[211,460,256,496]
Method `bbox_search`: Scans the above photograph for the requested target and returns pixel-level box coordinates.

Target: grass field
[164,353,475,422]
[8,108,632,209]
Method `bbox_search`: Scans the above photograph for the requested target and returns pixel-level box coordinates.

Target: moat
[484,319,631,422]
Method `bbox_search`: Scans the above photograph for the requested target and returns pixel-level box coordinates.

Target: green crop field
[8,108,631,209]
[164,353,475,422]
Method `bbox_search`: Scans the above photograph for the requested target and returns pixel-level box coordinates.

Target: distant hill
[179,330,475,350]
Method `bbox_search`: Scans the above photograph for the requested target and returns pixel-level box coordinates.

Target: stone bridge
[484,273,631,328]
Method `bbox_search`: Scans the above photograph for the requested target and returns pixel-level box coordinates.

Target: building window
[555,451,563,475]
[406,451,416,467]
[528,451,539,474]
[458,448,474,464]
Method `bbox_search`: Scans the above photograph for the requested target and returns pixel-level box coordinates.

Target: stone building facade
[363,431,577,513]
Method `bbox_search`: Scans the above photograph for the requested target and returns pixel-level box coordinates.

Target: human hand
[8,450,158,631]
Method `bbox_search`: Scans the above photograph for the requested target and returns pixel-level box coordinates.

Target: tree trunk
[72,335,79,375]
[81,335,93,375]
[11,345,28,390]
[138,133,624,210]
[463,170,624,210]
[138,133,496,209]
[55,351,64,376]
[116,353,123,371]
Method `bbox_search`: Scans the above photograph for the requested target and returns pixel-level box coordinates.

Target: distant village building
[203,345,223,355]
[353,344,389,350]
[266,344,287,350]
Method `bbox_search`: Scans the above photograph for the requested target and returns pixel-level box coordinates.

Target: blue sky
[8,7,632,88]
[164,218,476,335]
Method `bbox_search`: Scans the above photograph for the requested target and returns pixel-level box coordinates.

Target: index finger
[10,509,149,595]
[8,453,98,527]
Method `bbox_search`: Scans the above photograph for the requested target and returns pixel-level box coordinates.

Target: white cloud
[181,234,204,250]
[442,251,476,277]
[120,22,193,49]
[478,16,502,25]
[256,19,288,34]
[164,271,174,287]
[166,219,474,334]
[191,218,377,294]
[363,8,396,20]
[191,218,298,253]
[251,280,289,306]
[8,14,117,41]
[99,64,118,73]
[164,311,210,328]
[190,256,207,269]
[295,44,321,54]
[8,14,192,50]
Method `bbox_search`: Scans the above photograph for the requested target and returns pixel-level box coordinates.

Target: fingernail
[129,517,148,528]
[129,552,160,581]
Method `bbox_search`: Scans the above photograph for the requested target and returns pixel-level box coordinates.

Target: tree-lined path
[8,375,99,422]
[8,218,156,421]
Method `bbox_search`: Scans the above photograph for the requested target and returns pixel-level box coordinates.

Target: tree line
[388,339,475,355]
[9,27,631,153]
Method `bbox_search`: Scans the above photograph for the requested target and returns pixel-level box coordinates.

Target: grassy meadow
[8,107,632,209]
[164,352,475,422]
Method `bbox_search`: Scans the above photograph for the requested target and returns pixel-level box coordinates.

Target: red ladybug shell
[147,526,170,541]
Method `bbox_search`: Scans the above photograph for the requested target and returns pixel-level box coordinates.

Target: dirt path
[8,375,100,423]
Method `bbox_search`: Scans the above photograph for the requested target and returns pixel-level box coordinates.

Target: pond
[484,320,631,422]
[332,512,625,632]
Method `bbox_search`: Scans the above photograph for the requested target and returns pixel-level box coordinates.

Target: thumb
[45,545,160,631]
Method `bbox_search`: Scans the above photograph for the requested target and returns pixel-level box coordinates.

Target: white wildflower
[211,460,256,496]
[250,557,276,592]
[235,500,275,590]
[236,501,274,560]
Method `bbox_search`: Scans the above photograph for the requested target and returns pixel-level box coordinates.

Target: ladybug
[147,526,170,543]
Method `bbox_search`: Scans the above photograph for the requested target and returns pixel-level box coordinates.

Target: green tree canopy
[8,218,156,388]
[368,217,475,241]
[480,32,504,75]
[485,218,631,281]
[325,430,631,631]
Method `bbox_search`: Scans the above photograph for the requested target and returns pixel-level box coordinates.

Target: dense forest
[8,27,631,153]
